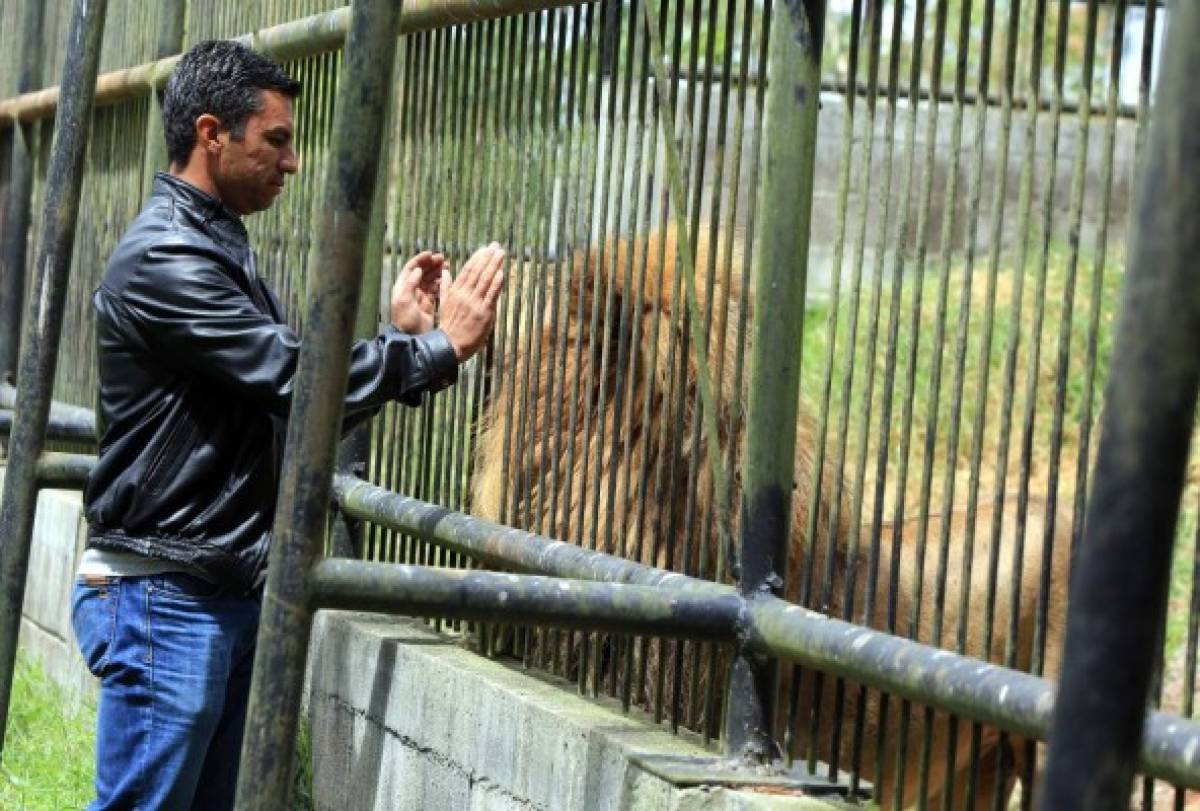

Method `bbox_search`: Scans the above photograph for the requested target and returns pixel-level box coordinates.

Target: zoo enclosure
[0,0,1198,809]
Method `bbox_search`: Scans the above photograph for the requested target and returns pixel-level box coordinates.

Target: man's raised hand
[390,250,446,334]
[439,242,506,362]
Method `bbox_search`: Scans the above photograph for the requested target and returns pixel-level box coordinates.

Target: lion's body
[470,230,1071,809]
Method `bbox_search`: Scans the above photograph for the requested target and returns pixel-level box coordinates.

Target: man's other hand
[440,242,506,362]
[390,250,446,334]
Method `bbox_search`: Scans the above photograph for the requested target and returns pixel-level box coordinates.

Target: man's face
[212,89,298,216]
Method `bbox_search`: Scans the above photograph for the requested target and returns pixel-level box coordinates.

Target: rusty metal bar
[336,472,1200,786]
[1038,2,1200,807]
[0,409,95,442]
[309,559,742,638]
[32,451,95,488]
[722,0,827,763]
[233,0,404,807]
[328,34,397,561]
[336,474,729,594]
[7,409,1200,788]
[0,0,591,128]
[0,0,108,755]
[746,598,1200,790]
[0,0,45,377]
[0,383,97,431]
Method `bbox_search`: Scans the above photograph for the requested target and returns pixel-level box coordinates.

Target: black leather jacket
[84,173,458,590]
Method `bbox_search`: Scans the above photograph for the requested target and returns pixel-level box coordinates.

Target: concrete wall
[586,81,1137,299]
[309,612,850,811]
[2,465,851,810]
[0,469,96,707]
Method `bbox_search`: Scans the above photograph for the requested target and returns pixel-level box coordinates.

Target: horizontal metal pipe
[33,452,95,488]
[743,596,1200,788]
[649,72,1141,122]
[0,0,590,127]
[0,384,97,430]
[334,474,728,596]
[0,409,96,442]
[335,473,1200,785]
[7,460,1194,783]
[309,559,741,639]
[0,452,1190,781]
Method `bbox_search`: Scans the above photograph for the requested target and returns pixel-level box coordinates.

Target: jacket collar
[153,171,251,258]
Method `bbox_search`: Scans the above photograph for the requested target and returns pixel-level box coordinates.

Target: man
[71,40,504,810]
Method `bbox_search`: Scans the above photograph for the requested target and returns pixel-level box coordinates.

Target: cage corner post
[723,0,828,762]
[233,0,404,807]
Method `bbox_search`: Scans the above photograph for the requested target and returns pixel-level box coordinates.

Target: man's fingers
[457,242,501,292]
[483,266,506,308]
[455,247,484,291]
[474,245,505,296]
[402,250,433,273]
[398,264,422,294]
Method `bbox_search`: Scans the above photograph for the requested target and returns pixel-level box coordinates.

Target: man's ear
[194,113,225,156]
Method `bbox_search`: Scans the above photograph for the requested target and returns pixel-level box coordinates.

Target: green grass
[0,656,315,809]
[0,657,94,810]
[1166,510,1198,674]
[797,241,1200,710]
[799,241,1125,514]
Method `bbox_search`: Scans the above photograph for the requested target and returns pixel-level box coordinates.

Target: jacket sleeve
[116,242,458,420]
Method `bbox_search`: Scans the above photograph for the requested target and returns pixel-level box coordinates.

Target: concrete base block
[0,468,94,708]
[309,612,849,811]
[1,461,852,809]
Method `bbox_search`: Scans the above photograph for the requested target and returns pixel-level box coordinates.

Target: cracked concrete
[2,466,852,811]
[308,611,852,811]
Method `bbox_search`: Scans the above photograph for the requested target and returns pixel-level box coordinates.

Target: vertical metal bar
[685,0,740,732]
[0,0,108,753]
[523,7,572,670]
[670,0,715,728]
[233,1,402,806]
[139,0,187,201]
[1038,2,1200,805]
[1073,0,1127,560]
[0,0,46,378]
[645,0,690,721]
[692,0,744,739]
[641,0,737,725]
[891,0,953,802]
[845,0,911,790]
[365,38,401,562]
[800,0,863,617]
[329,36,396,561]
[551,1,599,679]
[953,0,1007,803]
[623,0,668,706]
[861,0,927,794]
[1178,490,1200,811]
[566,1,609,694]
[1038,0,1100,677]
[543,4,591,679]
[721,0,768,752]
[823,0,885,781]
[978,2,1046,802]
[722,0,826,761]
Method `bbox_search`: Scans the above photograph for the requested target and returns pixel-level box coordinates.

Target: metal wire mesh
[2,0,1196,807]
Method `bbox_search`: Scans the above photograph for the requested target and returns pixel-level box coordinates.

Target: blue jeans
[71,573,261,811]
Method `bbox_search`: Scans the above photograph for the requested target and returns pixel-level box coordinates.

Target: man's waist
[77,547,213,581]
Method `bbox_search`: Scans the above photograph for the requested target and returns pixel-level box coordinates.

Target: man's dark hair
[162,40,301,167]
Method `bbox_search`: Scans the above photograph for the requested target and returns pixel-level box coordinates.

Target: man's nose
[280,148,299,174]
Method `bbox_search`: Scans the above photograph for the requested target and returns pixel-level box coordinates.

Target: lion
[469,227,1071,810]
